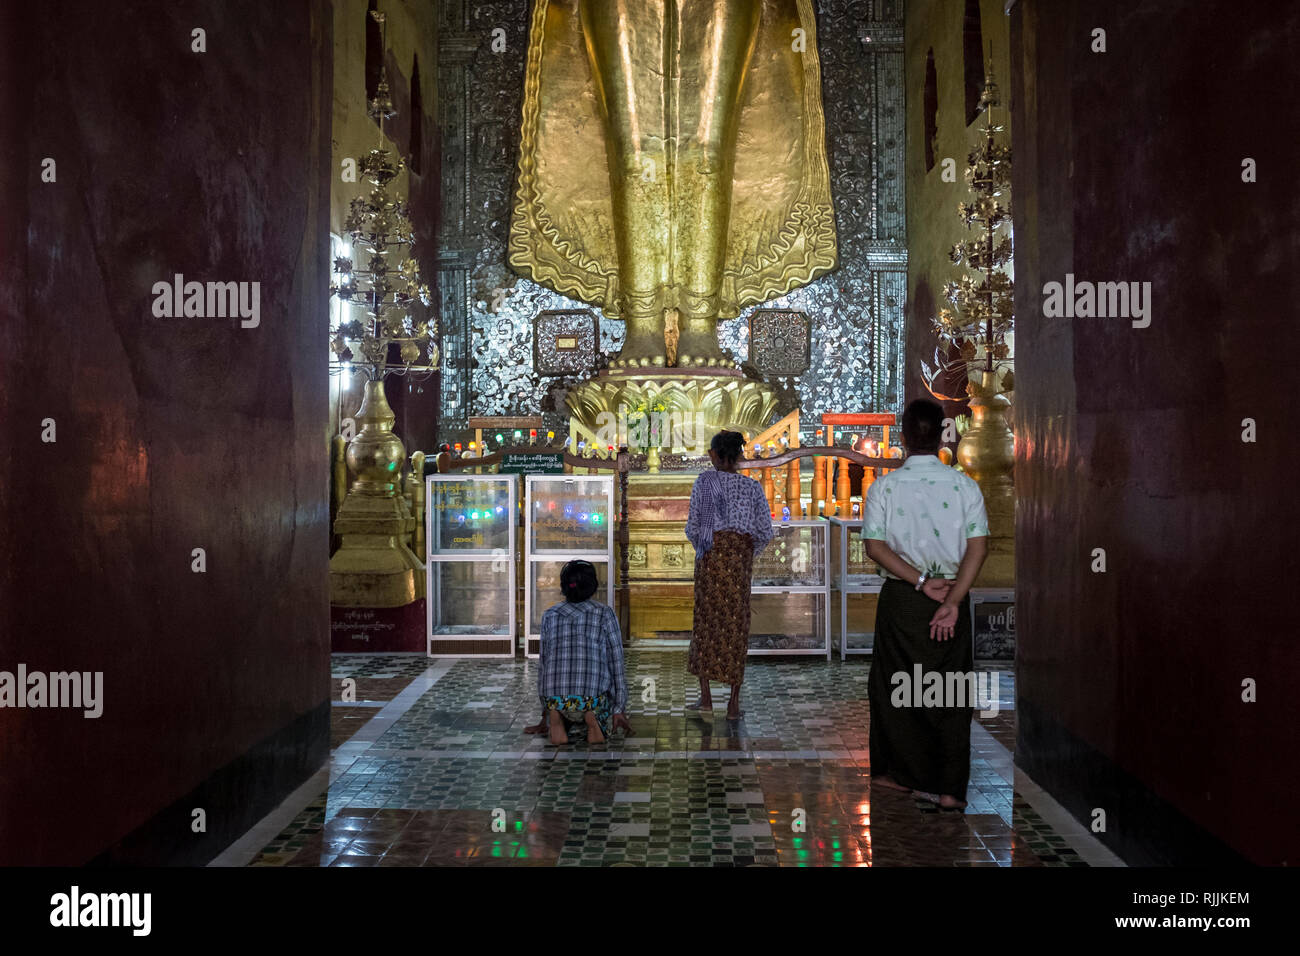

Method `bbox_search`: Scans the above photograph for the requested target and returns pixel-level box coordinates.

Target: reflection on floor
[246,651,1089,867]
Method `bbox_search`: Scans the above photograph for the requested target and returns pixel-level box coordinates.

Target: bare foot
[584,710,605,744]
[874,775,912,794]
[547,710,568,746]
[937,794,967,810]
[726,686,743,721]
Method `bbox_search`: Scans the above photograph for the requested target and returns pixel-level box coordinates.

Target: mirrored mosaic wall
[436,0,907,444]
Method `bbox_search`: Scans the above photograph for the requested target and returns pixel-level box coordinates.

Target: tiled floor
[245,650,1088,867]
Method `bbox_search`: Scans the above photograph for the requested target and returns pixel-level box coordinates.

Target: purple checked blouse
[685,470,775,559]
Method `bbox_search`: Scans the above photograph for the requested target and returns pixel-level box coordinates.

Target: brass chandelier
[923,65,1014,400]
[329,9,438,383]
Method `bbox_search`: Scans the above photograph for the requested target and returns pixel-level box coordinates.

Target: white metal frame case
[749,518,832,661]
[523,474,615,659]
[424,474,517,658]
[828,517,885,657]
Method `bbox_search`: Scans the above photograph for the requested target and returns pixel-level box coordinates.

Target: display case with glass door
[425,475,518,657]
[749,519,831,660]
[828,517,884,656]
[523,474,615,658]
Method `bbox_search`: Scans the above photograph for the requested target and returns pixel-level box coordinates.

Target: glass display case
[749,519,831,659]
[524,474,615,658]
[829,517,885,656]
[425,475,518,657]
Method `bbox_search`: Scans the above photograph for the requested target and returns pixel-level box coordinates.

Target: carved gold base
[329,494,424,607]
[567,367,780,453]
[329,379,425,608]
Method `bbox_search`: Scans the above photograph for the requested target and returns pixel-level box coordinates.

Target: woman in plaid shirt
[526,560,632,745]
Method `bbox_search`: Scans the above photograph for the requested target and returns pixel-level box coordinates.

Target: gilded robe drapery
[508,0,838,323]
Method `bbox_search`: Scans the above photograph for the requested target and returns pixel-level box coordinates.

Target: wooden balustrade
[740,446,903,519]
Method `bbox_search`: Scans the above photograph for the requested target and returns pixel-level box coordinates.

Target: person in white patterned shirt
[861,399,988,810]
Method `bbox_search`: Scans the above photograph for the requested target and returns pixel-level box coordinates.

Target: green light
[496,432,504,443]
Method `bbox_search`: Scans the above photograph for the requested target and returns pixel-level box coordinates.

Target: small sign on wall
[534,310,598,375]
[499,452,565,475]
[971,589,1015,661]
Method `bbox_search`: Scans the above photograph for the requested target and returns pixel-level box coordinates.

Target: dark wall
[1010,0,1300,865]
[0,0,333,865]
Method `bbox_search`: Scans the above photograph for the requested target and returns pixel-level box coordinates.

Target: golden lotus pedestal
[566,367,781,451]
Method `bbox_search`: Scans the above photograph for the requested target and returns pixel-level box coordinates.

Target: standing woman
[685,430,774,720]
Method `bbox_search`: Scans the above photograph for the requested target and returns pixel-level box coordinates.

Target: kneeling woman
[530,560,632,745]
[685,430,774,720]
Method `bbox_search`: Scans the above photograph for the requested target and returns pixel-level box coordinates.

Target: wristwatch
[914,570,929,591]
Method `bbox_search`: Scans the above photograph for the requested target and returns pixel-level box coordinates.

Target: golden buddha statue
[510,0,837,369]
